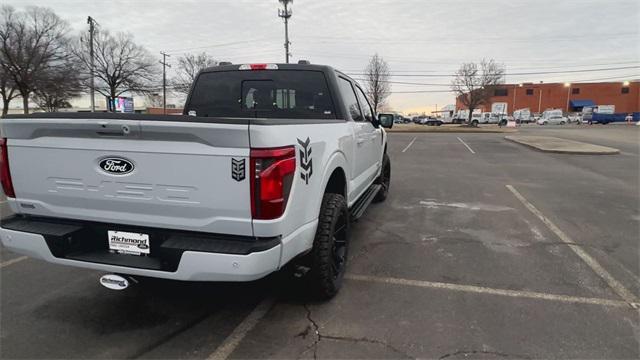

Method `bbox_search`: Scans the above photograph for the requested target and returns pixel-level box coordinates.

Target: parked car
[423,118,443,126]
[537,115,567,125]
[0,62,393,299]
[567,113,582,123]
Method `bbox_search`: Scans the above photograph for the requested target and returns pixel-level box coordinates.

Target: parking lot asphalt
[1,126,638,359]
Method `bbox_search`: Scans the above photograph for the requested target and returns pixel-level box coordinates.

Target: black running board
[349,184,381,221]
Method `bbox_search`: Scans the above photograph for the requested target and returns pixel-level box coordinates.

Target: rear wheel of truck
[373,153,391,203]
[308,193,349,299]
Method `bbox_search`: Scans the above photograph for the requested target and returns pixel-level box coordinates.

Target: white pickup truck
[0,62,392,299]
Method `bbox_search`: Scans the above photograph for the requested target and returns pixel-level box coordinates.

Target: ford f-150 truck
[0,62,392,299]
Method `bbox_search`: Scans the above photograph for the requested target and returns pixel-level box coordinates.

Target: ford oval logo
[99,158,134,175]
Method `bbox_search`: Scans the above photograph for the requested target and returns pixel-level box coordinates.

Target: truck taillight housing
[250,146,296,220]
[0,138,15,198]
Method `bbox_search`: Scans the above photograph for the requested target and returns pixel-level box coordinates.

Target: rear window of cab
[187,70,336,119]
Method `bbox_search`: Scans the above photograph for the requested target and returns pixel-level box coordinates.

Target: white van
[513,108,532,123]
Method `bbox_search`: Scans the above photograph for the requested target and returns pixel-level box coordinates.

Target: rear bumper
[0,216,284,281]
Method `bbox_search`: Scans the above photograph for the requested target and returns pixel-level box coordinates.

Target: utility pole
[278,0,292,63]
[87,16,97,112]
[160,52,171,115]
[564,82,571,113]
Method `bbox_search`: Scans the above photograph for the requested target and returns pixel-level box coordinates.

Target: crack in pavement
[297,303,414,359]
[321,334,414,359]
[439,349,531,359]
[296,304,321,360]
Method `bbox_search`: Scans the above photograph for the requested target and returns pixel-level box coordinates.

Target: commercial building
[456,81,639,114]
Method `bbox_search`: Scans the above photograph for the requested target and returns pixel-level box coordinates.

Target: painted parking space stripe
[345,274,632,308]
[208,297,276,360]
[0,256,28,269]
[401,137,417,153]
[456,137,476,154]
[506,184,638,305]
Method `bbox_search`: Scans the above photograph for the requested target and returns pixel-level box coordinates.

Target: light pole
[564,82,571,113]
[512,83,522,114]
[538,86,543,114]
[278,0,292,63]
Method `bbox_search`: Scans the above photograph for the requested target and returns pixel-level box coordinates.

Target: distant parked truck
[452,109,481,124]
[582,105,640,124]
[513,108,532,123]
[541,109,563,120]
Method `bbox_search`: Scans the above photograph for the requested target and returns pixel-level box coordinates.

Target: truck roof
[200,63,357,83]
[202,63,335,74]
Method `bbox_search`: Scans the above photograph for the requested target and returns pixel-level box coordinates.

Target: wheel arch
[321,151,348,198]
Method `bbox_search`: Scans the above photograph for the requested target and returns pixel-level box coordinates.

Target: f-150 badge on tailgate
[99,158,134,175]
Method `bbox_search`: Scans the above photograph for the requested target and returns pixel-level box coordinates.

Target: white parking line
[401,137,417,153]
[506,184,638,305]
[208,297,276,360]
[456,137,476,154]
[346,274,631,308]
[0,256,28,269]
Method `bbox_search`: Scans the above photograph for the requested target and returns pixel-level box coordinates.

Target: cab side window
[354,86,374,123]
[338,77,363,121]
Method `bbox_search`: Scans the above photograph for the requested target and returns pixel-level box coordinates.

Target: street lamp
[564,82,571,113]
[511,83,523,113]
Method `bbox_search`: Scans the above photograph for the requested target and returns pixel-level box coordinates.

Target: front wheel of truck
[308,193,349,300]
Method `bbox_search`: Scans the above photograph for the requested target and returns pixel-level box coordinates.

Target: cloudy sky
[6,0,639,114]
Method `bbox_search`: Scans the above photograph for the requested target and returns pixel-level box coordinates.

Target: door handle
[356,138,366,145]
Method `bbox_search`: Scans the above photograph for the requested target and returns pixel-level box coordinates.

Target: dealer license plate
[108,230,150,256]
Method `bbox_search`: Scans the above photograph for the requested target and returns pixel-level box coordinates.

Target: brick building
[456,81,639,114]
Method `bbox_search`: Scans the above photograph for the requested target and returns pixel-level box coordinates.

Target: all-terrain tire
[373,153,391,203]
[308,193,349,300]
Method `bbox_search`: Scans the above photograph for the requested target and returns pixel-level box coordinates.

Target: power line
[296,32,637,44]
[391,90,453,94]
[342,60,640,73]
[345,66,639,78]
[164,38,270,54]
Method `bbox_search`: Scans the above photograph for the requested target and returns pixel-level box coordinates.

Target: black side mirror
[378,114,394,129]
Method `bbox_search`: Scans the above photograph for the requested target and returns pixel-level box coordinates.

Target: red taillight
[250,146,296,220]
[0,138,15,198]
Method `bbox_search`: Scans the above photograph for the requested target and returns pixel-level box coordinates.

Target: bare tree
[0,63,18,115]
[172,52,217,94]
[32,56,82,112]
[0,6,70,114]
[364,53,391,114]
[73,30,157,110]
[451,59,505,126]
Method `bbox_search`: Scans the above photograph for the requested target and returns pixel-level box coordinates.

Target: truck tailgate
[2,117,253,236]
